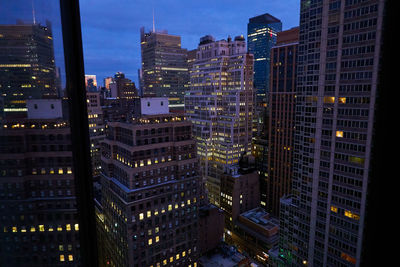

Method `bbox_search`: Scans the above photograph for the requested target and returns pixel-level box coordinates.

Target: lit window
[139,213,144,220]
[147,211,151,218]
[155,236,159,243]
[68,255,74,261]
[74,224,79,231]
[330,206,338,213]
[336,131,343,138]
[148,238,152,245]
[58,168,63,174]
[66,224,71,231]
[60,255,65,262]
[39,225,44,232]
[59,245,64,251]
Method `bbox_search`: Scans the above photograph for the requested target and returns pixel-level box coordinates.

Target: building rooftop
[249,13,281,24]
[200,243,257,267]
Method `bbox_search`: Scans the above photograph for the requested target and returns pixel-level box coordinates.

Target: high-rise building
[85,75,97,88]
[86,91,105,178]
[0,21,58,118]
[0,99,81,266]
[100,99,201,266]
[185,35,254,207]
[140,27,189,111]
[279,1,385,266]
[109,72,138,99]
[265,27,299,217]
[247,13,282,105]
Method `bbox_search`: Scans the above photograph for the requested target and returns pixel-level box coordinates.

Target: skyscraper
[0,99,81,266]
[185,35,254,206]
[266,27,299,216]
[140,27,189,111]
[247,13,282,105]
[100,99,201,266]
[279,0,385,266]
[0,21,58,118]
[109,72,138,99]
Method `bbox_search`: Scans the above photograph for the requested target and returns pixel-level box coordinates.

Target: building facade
[247,13,282,105]
[0,100,80,266]
[185,35,254,207]
[100,109,201,267]
[279,0,385,266]
[266,27,299,217]
[0,21,59,118]
[140,28,189,111]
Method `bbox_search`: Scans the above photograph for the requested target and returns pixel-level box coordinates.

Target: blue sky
[79,0,300,86]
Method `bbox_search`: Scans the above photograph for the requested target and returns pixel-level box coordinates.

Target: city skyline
[79,0,300,85]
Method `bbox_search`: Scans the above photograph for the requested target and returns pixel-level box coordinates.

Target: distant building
[86,91,105,178]
[247,13,282,105]
[85,74,97,92]
[109,72,138,99]
[185,34,254,207]
[0,21,59,118]
[140,27,189,111]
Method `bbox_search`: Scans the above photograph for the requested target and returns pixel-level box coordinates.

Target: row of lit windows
[4,223,79,233]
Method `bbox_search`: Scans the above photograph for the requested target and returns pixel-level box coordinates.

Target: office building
[247,13,282,105]
[266,27,299,216]
[109,72,138,99]
[0,21,58,118]
[279,1,385,266]
[100,99,201,266]
[0,99,80,266]
[185,35,254,207]
[86,91,105,178]
[140,27,189,111]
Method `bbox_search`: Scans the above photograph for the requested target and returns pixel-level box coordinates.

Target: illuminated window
[331,206,338,213]
[74,224,79,231]
[336,131,343,138]
[58,168,64,174]
[170,257,173,263]
[30,226,36,232]
[39,225,44,232]
[139,213,144,220]
[148,239,153,245]
[176,254,180,260]
[66,224,71,231]
[59,245,64,251]
[60,255,65,262]
[339,97,346,104]
[67,167,72,174]
[168,205,172,211]
[155,236,159,242]
[323,96,335,103]
[147,211,151,218]
[68,255,74,261]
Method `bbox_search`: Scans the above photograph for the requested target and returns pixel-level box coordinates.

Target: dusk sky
[79,0,300,86]
[0,0,300,88]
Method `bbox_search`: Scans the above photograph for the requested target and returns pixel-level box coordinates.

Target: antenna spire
[152,8,155,33]
[32,0,36,24]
